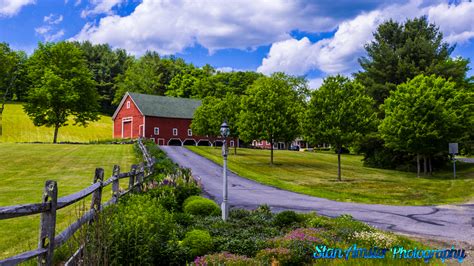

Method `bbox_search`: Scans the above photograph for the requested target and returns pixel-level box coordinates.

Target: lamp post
[220,121,230,221]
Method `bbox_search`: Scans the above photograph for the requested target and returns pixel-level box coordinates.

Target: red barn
[113,92,221,146]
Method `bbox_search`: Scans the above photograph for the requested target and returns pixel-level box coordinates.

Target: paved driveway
[161,146,474,245]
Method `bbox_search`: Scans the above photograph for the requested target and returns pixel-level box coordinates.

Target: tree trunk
[53,125,59,144]
[337,148,342,181]
[417,154,420,177]
[270,139,274,165]
[429,156,432,175]
[423,155,427,175]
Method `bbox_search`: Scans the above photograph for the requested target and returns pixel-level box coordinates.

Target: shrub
[183,196,220,216]
[183,195,205,206]
[350,230,397,248]
[148,174,201,212]
[193,252,258,266]
[330,214,374,241]
[306,215,333,228]
[79,193,177,265]
[256,247,292,265]
[268,228,322,265]
[181,229,213,259]
[273,210,303,228]
[192,212,280,257]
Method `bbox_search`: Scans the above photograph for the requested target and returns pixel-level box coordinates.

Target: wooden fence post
[136,163,144,193]
[129,165,137,190]
[91,168,104,212]
[112,165,120,203]
[38,180,58,266]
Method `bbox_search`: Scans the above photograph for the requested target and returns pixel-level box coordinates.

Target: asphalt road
[161,146,474,245]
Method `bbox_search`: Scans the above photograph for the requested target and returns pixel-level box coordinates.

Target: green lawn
[188,147,474,206]
[0,103,113,143]
[0,143,136,260]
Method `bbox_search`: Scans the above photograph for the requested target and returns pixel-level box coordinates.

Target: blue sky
[1,0,473,88]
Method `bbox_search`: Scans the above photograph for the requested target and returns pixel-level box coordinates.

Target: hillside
[0,103,113,143]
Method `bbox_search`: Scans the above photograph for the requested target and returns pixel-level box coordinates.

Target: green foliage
[305,75,376,150]
[0,43,29,101]
[379,74,473,173]
[81,193,177,265]
[272,210,304,228]
[304,75,376,179]
[191,93,242,140]
[141,139,179,175]
[356,17,470,107]
[167,68,262,99]
[73,41,132,114]
[183,196,220,216]
[239,72,306,164]
[191,207,279,257]
[256,247,292,265]
[114,52,188,104]
[24,42,99,143]
[181,229,213,259]
[193,252,259,265]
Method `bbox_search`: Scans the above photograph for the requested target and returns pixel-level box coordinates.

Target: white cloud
[45,30,65,42]
[0,0,35,17]
[258,0,474,76]
[73,0,347,55]
[35,25,51,35]
[81,0,125,18]
[308,78,324,90]
[44,13,63,25]
[427,1,474,44]
[36,13,65,42]
[257,8,386,75]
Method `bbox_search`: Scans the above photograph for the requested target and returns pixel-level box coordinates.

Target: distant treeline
[0,41,264,115]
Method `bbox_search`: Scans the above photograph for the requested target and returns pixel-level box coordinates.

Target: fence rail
[0,139,155,266]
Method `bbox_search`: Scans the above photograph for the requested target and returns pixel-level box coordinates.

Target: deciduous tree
[239,73,304,164]
[25,42,99,143]
[304,75,376,180]
[379,74,473,176]
[191,94,242,154]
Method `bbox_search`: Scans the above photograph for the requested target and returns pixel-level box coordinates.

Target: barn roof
[112,92,202,119]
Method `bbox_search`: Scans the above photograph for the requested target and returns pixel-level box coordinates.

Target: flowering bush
[350,230,396,248]
[193,252,258,266]
[256,247,292,265]
[268,228,322,265]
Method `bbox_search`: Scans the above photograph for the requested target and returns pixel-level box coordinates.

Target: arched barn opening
[197,140,211,146]
[183,139,197,146]
[168,139,182,146]
[214,140,224,147]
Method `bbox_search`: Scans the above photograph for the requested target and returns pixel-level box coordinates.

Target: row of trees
[0,16,472,178]
[191,17,473,179]
[0,41,263,142]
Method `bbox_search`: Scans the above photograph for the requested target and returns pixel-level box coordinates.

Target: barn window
[173,128,178,136]
[154,127,159,135]
[188,129,192,136]
[126,101,130,109]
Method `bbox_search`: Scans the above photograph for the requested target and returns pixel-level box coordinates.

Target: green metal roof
[129,92,201,119]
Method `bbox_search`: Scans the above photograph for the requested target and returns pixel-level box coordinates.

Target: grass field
[0,143,136,260]
[0,103,113,143]
[188,147,474,206]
